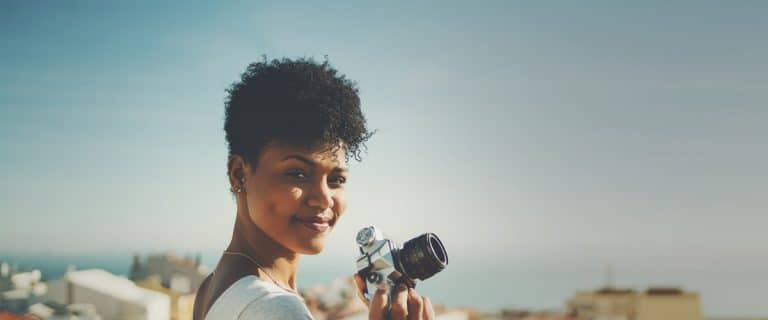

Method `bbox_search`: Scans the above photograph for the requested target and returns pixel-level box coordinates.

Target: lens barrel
[397,233,448,280]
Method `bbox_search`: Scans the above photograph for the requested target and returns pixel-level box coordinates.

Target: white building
[28,301,102,320]
[0,263,48,314]
[44,269,170,320]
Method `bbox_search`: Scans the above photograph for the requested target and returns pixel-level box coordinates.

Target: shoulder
[193,274,213,320]
[238,292,313,320]
[205,275,313,320]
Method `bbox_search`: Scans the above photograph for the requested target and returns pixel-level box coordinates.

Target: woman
[192,58,436,320]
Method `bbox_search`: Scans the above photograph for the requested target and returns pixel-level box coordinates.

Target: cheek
[270,186,304,216]
[249,185,304,222]
[334,193,348,217]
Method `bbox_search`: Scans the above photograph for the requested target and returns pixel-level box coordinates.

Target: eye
[328,175,347,188]
[285,170,308,181]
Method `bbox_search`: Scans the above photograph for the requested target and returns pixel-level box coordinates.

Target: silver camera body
[355,225,448,305]
[355,225,408,303]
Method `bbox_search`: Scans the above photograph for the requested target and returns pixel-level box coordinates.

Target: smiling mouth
[292,216,333,233]
[300,221,330,232]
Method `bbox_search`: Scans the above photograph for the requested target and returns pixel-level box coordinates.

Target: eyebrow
[281,154,349,172]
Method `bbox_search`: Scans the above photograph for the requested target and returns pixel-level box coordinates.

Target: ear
[227,154,248,187]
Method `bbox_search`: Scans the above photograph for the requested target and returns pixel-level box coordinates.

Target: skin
[354,275,436,320]
[193,140,434,320]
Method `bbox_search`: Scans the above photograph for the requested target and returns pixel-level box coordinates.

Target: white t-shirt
[204,275,314,320]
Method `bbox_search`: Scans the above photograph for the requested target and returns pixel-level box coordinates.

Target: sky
[1,0,767,316]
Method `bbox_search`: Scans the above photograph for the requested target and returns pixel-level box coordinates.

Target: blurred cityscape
[0,254,763,320]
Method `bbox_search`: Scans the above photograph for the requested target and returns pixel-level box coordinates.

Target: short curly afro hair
[224,57,373,167]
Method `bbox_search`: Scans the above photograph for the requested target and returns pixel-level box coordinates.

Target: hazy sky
[2,1,767,316]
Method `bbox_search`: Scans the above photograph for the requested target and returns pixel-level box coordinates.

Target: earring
[230,178,246,193]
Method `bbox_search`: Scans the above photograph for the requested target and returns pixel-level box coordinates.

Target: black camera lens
[398,233,448,280]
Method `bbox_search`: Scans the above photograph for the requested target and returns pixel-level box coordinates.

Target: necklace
[221,251,300,296]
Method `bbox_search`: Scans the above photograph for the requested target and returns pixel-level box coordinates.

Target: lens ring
[398,233,448,280]
[427,234,448,265]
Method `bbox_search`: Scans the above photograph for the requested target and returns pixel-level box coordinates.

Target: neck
[224,210,300,290]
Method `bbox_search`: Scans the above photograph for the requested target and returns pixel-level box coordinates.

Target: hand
[353,274,436,320]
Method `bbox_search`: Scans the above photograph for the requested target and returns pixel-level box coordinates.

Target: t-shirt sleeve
[237,293,314,320]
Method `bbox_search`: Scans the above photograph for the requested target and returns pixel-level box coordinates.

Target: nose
[306,179,334,210]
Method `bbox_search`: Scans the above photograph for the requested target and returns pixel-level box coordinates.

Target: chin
[297,240,325,255]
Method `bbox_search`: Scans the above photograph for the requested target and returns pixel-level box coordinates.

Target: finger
[421,296,435,320]
[353,274,366,292]
[407,288,424,320]
[369,282,389,320]
[390,284,409,320]
[353,274,369,306]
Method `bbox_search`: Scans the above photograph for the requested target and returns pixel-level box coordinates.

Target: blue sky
[2,1,767,315]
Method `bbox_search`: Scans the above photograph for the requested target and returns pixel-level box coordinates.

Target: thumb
[369,282,389,320]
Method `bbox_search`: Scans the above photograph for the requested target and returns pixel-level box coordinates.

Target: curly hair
[224,57,374,167]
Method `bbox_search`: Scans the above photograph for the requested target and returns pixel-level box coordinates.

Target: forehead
[259,141,348,168]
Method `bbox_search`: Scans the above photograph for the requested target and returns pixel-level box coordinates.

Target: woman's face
[240,142,348,255]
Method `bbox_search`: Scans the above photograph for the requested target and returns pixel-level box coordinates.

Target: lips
[300,221,330,232]
[294,215,333,233]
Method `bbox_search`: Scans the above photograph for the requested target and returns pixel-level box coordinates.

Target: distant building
[130,253,208,295]
[43,269,169,320]
[0,263,11,290]
[500,309,584,320]
[128,253,208,320]
[0,263,47,315]
[566,286,703,320]
[27,301,101,320]
[135,275,195,320]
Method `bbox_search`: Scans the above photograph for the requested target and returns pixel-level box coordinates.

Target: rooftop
[65,269,168,305]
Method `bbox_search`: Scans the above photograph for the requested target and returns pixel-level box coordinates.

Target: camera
[355,225,448,306]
